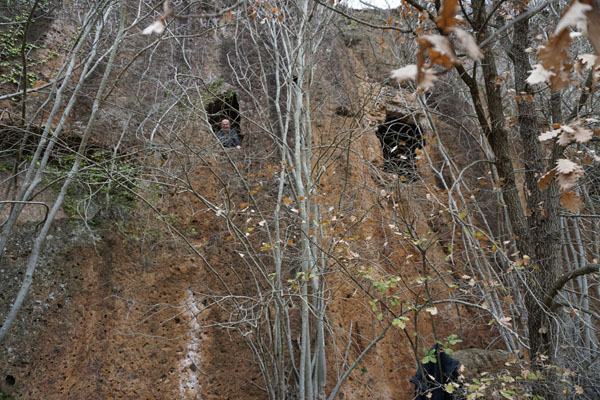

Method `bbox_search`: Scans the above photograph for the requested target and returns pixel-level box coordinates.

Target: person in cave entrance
[216,118,241,149]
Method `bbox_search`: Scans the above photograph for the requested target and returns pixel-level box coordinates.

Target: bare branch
[313,0,412,33]
[544,264,600,309]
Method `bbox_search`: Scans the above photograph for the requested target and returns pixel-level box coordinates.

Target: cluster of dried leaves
[527,0,600,89]
[529,0,600,212]
[142,0,172,35]
[391,0,600,212]
[390,0,482,89]
[538,120,598,211]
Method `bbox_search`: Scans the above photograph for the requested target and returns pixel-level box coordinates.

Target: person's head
[221,119,231,131]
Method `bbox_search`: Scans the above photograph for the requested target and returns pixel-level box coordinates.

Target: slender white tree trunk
[0,1,125,344]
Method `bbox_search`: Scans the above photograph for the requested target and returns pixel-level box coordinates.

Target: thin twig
[313,0,412,33]
[0,200,49,231]
[479,0,560,48]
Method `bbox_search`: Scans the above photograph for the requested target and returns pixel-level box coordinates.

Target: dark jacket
[217,129,241,148]
[410,344,461,400]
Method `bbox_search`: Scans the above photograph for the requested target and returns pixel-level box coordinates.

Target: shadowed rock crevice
[376,114,423,180]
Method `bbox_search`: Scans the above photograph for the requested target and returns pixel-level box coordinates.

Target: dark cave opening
[205,92,242,143]
[376,115,423,181]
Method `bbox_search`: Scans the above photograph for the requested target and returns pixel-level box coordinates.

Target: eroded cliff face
[0,5,490,399]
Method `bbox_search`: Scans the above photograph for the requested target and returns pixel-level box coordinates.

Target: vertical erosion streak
[178,289,203,399]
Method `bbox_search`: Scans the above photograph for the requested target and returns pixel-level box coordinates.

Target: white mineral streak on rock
[179,290,202,399]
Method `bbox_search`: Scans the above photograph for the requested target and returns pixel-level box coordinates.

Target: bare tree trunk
[511,15,561,377]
